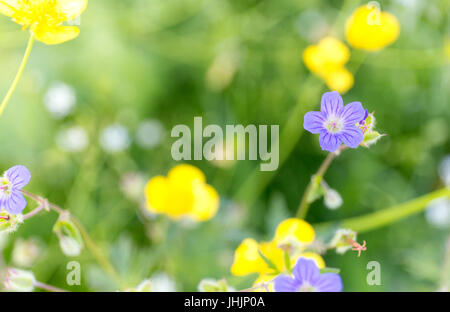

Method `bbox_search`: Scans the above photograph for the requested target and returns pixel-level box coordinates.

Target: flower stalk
[296,146,347,219]
[0,35,34,117]
[20,190,123,287]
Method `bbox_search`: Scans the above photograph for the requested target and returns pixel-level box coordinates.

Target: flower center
[298,282,317,292]
[0,177,12,197]
[324,118,343,134]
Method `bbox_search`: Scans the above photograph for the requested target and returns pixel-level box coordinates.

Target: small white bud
[324,189,343,210]
[4,268,35,292]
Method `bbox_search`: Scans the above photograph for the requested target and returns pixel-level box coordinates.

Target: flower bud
[3,268,35,292]
[53,213,84,257]
[198,278,235,292]
[324,189,343,210]
[329,229,357,254]
[0,211,23,234]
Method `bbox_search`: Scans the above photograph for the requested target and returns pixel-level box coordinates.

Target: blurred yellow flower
[230,218,324,290]
[145,164,219,222]
[302,37,354,94]
[0,0,88,44]
[345,5,400,51]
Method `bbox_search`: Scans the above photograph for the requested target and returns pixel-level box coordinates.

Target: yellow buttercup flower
[0,0,88,44]
[302,37,354,94]
[230,218,325,290]
[145,164,219,222]
[345,5,400,51]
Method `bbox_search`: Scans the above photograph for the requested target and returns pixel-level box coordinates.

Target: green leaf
[320,267,341,274]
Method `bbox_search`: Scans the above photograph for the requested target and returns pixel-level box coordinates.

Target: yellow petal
[273,218,315,247]
[56,0,88,21]
[258,241,284,272]
[303,37,350,78]
[189,184,219,221]
[168,164,206,185]
[33,25,80,45]
[231,239,267,276]
[324,67,354,94]
[345,5,400,51]
[145,176,169,214]
[0,0,18,17]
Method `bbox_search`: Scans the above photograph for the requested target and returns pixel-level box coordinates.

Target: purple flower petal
[338,126,363,148]
[6,165,31,189]
[304,111,326,134]
[319,132,341,152]
[292,258,320,285]
[314,273,343,292]
[273,275,300,292]
[2,190,27,214]
[339,102,366,125]
[320,91,343,117]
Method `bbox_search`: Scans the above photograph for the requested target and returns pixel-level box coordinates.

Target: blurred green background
[0,0,449,291]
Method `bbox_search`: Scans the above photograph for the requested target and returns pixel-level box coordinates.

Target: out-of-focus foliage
[0,0,449,291]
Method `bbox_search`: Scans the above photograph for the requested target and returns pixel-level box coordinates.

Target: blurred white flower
[119,172,146,202]
[438,155,450,186]
[324,189,343,210]
[56,126,89,152]
[99,124,131,153]
[150,273,176,292]
[425,198,450,229]
[12,238,42,268]
[135,119,165,149]
[44,82,76,119]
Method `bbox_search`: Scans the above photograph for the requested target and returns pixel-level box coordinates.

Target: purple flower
[304,91,365,152]
[0,166,31,215]
[273,258,343,292]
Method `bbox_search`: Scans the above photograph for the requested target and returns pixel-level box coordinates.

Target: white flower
[12,238,42,268]
[135,119,165,149]
[99,124,131,153]
[425,198,450,229]
[44,82,76,119]
[56,126,89,152]
[150,273,176,292]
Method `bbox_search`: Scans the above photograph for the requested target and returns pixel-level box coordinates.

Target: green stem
[296,146,347,219]
[20,190,123,287]
[0,35,35,117]
[315,187,450,234]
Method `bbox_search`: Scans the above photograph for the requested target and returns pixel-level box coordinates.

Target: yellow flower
[144,164,219,222]
[302,37,354,94]
[230,218,325,291]
[345,5,400,51]
[0,0,88,44]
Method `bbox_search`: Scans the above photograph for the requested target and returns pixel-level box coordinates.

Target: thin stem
[0,35,35,117]
[23,204,44,220]
[239,281,272,292]
[34,281,68,293]
[315,187,450,234]
[296,146,347,219]
[20,190,123,287]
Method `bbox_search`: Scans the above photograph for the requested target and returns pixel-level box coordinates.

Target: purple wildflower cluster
[274,258,343,292]
[0,165,31,214]
[304,91,366,152]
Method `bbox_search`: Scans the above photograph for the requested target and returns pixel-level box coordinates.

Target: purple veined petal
[292,258,320,285]
[339,101,366,125]
[303,111,326,134]
[2,190,27,215]
[314,273,343,292]
[338,126,364,149]
[273,275,300,292]
[319,132,341,152]
[320,91,343,117]
[6,165,31,189]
